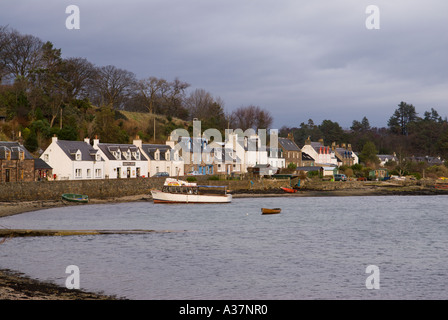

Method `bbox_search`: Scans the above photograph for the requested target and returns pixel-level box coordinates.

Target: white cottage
[133,138,184,177]
[40,137,105,180]
[93,138,148,179]
[301,137,338,166]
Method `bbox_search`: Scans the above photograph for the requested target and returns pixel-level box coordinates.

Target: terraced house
[40,137,102,180]
[93,137,148,179]
[1,141,52,182]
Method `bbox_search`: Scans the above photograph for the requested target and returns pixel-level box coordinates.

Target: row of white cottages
[40,133,285,180]
[40,132,360,180]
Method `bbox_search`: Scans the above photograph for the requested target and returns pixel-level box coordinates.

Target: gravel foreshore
[0,269,119,300]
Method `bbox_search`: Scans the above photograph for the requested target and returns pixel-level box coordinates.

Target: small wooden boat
[281,187,297,193]
[261,208,281,215]
[62,193,89,203]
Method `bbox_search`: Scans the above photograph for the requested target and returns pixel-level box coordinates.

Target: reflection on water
[1,195,448,299]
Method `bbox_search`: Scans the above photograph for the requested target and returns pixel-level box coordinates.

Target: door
[117,167,121,178]
[127,167,131,178]
[5,169,10,182]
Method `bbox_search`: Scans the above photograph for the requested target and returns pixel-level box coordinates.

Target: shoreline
[1,184,448,218]
[0,269,120,300]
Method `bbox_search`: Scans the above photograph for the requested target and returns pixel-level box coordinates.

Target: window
[95,169,102,178]
[44,154,49,162]
[76,152,81,161]
[87,169,91,178]
[96,153,101,161]
[155,151,159,161]
[75,169,82,178]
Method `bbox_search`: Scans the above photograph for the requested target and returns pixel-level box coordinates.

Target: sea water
[0,195,447,299]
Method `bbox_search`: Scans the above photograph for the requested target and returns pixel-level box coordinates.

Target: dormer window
[96,153,101,161]
[116,150,121,160]
[76,151,81,161]
[155,150,160,161]
[135,151,140,160]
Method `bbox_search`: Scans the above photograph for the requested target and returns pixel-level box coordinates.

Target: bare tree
[136,76,170,114]
[0,27,43,81]
[92,65,137,109]
[185,88,226,130]
[61,57,97,101]
[230,105,273,131]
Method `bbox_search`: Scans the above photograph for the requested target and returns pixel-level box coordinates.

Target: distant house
[93,138,148,179]
[301,137,337,166]
[369,168,389,181]
[278,134,302,168]
[295,165,338,177]
[378,154,399,167]
[332,143,356,167]
[40,137,103,180]
[301,152,315,167]
[407,155,444,166]
[267,147,285,170]
[248,164,278,176]
[1,141,49,182]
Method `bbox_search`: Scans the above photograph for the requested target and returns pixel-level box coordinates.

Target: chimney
[133,135,142,149]
[318,138,324,145]
[52,135,58,143]
[305,136,311,145]
[348,144,352,151]
[93,135,100,148]
[287,132,294,142]
[84,137,90,145]
[331,142,336,151]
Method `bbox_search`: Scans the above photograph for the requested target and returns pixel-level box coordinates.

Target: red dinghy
[281,187,297,193]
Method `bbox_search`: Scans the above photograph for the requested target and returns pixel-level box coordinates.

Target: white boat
[151,178,232,203]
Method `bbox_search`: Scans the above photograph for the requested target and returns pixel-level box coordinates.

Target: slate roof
[278,137,300,151]
[302,152,314,161]
[96,143,146,161]
[57,140,103,161]
[34,158,52,169]
[141,144,172,161]
[0,141,34,160]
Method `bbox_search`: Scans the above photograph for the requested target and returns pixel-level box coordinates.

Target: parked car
[154,172,169,177]
[334,174,347,181]
[187,171,201,175]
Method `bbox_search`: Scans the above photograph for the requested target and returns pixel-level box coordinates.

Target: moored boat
[261,208,281,214]
[151,178,232,203]
[281,187,297,193]
[62,193,89,203]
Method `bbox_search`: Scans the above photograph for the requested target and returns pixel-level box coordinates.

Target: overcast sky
[1,0,447,129]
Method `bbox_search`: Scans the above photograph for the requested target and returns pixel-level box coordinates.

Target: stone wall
[0,176,291,201]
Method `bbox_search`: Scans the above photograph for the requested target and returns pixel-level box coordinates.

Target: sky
[1,0,447,130]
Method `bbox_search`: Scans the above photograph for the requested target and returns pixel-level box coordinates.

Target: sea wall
[0,176,290,201]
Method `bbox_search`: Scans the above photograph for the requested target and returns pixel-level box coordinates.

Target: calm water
[1,195,448,300]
